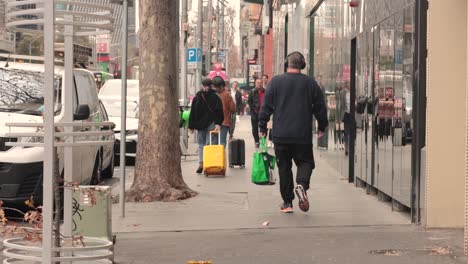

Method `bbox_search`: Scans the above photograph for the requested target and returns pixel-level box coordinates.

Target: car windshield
[100,80,139,118]
[0,68,61,116]
[102,99,139,119]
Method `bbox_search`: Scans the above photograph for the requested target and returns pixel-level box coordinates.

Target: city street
[1,0,468,262]
[108,117,466,263]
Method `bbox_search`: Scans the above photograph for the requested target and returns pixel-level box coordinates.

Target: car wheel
[102,154,115,179]
[90,154,103,185]
[126,156,136,166]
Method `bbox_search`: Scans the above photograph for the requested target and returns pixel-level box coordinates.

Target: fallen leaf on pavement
[429,246,451,256]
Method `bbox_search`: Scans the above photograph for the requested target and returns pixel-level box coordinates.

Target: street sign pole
[215,0,219,61]
[207,0,212,73]
[120,0,129,218]
[196,0,203,92]
[181,0,188,103]
[226,53,229,76]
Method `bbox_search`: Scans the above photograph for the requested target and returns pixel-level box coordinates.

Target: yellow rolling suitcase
[203,131,226,176]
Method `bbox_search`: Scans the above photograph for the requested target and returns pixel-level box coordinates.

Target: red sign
[96,34,110,54]
[97,54,110,62]
[247,59,256,64]
[98,43,108,53]
[349,0,359,7]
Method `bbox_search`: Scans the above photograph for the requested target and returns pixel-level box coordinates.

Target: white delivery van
[0,62,112,207]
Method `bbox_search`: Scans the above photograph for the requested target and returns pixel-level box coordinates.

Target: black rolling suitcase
[229,139,245,168]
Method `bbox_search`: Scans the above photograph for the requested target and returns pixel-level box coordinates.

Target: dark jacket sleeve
[235,91,242,106]
[214,95,224,126]
[312,82,329,132]
[258,83,274,134]
[188,96,199,129]
[247,90,254,112]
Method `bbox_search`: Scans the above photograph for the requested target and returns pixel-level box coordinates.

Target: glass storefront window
[311,0,417,208]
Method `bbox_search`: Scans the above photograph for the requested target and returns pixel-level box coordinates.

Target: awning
[243,0,263,4]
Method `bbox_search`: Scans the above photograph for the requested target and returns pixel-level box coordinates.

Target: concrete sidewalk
[110,116,465,263]
[112,116,408,232]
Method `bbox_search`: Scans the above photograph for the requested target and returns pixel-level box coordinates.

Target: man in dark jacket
[248,79,265,148]
[259,52,328,213]
[189,78,224,174]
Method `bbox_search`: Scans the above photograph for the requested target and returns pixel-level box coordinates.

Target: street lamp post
[109,0,129,218]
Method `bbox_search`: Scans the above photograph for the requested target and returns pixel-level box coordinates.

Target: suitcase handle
[209,130,221,145]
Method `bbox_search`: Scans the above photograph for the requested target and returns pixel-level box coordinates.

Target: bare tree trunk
[127,0,197,202]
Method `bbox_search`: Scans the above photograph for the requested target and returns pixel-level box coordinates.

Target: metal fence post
[63,13,75,264]
[43,1,55,263]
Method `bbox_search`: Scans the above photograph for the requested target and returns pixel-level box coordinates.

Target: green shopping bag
[251,138,276,185]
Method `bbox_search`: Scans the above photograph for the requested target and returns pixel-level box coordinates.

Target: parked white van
[0,62,113,207]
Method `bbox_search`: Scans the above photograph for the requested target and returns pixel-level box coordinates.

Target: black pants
[274,143,315,203]
[237,105,243,115]
[229,113,236,138]
[251,112,259,143]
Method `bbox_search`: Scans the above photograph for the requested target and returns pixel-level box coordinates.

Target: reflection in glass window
[0,68,61,116]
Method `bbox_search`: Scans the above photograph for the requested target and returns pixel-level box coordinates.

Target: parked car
[0,63,110,207]
[99,79,139,164]
[98,100,116,178]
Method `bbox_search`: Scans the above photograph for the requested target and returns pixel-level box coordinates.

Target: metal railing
[3,1,116,263]
[5,122,115,148]
[2,122,115,263]
[3,237,113,264]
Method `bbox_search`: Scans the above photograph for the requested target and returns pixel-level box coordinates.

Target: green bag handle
[259,137,268,153]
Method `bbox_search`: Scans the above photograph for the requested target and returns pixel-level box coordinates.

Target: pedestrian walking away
[213,76,236,148]
[263,74,274,148]
[248,79,266,148]
[258,52,329,213]
[188,78,224,174]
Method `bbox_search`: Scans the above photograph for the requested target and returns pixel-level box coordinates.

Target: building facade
[264,0,467,231]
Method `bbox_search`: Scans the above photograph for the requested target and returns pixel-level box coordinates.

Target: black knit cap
[212,76,225,88]
[201,78,212,87]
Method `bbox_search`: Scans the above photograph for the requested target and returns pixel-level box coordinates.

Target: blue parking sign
[197,48,202,62]
[187,48,202,63]
[187,48,197,63]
